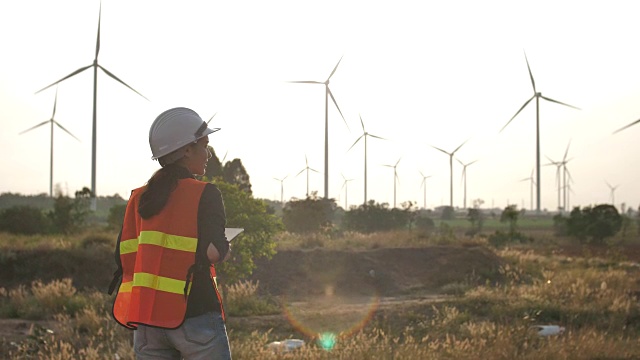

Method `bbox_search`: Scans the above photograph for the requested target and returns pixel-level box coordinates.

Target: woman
[109,107,232,359]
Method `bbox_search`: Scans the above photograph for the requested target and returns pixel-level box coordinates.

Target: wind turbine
[340,173,354,209]
[499,51,580,213]
[35,2,147,209]
[273,175,288,204]
[382,158,401,208]
[20,86,80,197]
[296,155,320,197]
[559,141,573,211]
[431,139,468,208]
[288,56,349,200]
[519,168,536,211]
[605,181,619,207]
[456,158,477,209]
[347,115,386,205]
[419,171,432,210]
[544,156,563,212]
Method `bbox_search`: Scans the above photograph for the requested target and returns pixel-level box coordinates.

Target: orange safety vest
[112,178,225,329]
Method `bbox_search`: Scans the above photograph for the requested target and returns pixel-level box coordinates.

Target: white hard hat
[149,107,220,161]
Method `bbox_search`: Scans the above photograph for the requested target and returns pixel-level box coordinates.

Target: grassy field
[1,223,640,359]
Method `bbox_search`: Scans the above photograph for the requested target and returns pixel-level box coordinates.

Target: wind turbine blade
[304,154,309,166]
[54,121,81,141]
[309,168,320,173]
[500,96,534,133]
[347,135,364,152]
[524,51,536,93]
[467,159,478,167]
[328,56,343,80]
[395,158,401,166]
[452,139,468,154]
[287,80,323,84]
[540,95,580,110]
[613,118,640,134]
[95,1,101,58]
[431,145,450,155]
[359,114,365,132]
[456,158,464,166]
[296,168,305,177]
[19,120,49,134]
[52,87,59,118]
[563,140,572,161]
[368,134,386,140]
[35,65,93,94]
[98,65,148,100]
[207,113,217,124]
[328,88,349,131]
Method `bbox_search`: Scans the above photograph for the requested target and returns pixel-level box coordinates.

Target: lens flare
[281,283,380,350]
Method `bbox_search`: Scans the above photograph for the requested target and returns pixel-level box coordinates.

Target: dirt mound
[249,246,504,298]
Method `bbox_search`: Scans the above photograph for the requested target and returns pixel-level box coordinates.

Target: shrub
[282,194,336,233]
[342,200,411,233]
[0,205,51,235]
[415,216,435,232]
[565,204,622,244]
[222,280,279,316]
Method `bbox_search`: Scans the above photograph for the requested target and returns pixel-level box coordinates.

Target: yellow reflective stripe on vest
[133,272,186,295]
[119,281,133,293]
[120,238,138,255]
[138,231,198,252]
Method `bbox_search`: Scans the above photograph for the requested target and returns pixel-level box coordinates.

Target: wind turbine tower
[456,158,477,209]
[383,158,401,208]
[340,173,354,209]
[288,57,349,200]
[36,3,147,209]
[20,86,80,197]
[605,181,619,208]
[431,139,468,208]
[296,155,319,197]
[499,51,580,213]
[347,115,385,205]
[274,176,288,204]
[419,171,432,210]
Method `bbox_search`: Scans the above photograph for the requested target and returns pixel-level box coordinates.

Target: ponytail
[138,164,183,219]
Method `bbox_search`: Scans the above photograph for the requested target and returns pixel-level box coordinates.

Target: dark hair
[138,164,184,219]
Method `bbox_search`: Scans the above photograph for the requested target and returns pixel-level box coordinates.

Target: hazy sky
[1,0,639,212]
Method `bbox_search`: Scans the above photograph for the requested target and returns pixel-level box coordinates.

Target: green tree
[223,158,252,195]
[565,204,622,244]
[212,180,283,284]
[500,204,520,236]
[204,146,224,179]
[282,193,337,233]
[48,187,91,234]
[0,205,51,234]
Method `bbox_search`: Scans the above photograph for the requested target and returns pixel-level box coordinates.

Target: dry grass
[2,230,640,358]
